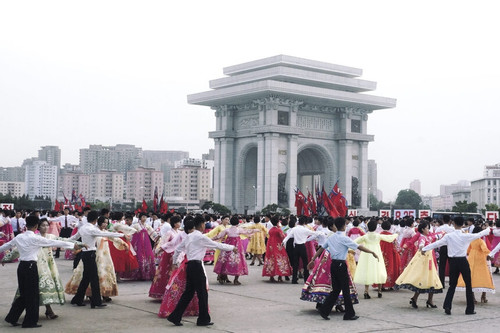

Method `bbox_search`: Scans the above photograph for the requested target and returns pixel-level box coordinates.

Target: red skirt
[109,238,139,273]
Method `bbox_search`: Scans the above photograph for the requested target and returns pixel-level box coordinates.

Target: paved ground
[1,258,500,333]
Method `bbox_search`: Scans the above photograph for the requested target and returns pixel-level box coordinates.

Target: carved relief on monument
[297,115,334,131]
[238,116,259,129]
[253,96,303,111]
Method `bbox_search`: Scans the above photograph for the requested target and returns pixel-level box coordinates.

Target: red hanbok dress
[376,230,401,289]
[262,226,292,277]
[399,228,419,270]
[149,229,185,299]
[0,222,14,262]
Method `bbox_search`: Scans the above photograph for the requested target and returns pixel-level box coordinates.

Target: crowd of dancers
[1,207,500,327]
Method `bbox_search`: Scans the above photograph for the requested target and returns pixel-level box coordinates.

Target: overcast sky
[1,1,499,201]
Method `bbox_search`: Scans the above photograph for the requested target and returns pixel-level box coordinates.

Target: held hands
[372,252,379,261]
[232,247,238,254]
[307,261,315,270]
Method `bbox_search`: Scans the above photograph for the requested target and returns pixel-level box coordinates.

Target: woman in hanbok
[47,211,61,237]
[353,219,398,299]
[247,216,268,266]
[158,218,206,318]
[302,218,358,312]
[212,216,259,285]
[457,226,495,303]
[0,216,14,262]
[377,220,401,290]
[395,222,443,309]
[149,216,184,299]
[110,217,139,281]
[262,216,291,282]
[206,216,230,283]
[121,212,158,281]
[66,216,126,302]
[491,220,500,274]
[399,219,419,270]
[347,219,365,262]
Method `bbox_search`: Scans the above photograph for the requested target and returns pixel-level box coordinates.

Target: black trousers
[292,243,309,283]
[438,245,448,288]
[320,259,355,319]
[72,251,102,306]
[443,257,474,313]
[56,227,73,257]
[168,260,210,325]
[5,261,39,326]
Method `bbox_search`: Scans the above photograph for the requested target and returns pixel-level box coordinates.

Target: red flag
[159,194,168,214]
[307,191,316,215]
[322,185,340,217]
[74,203,82,213]
[330,181,348,217]
[54,200,61,211]
[71,189,77,204]
[79,194,86,208]
[294,189,304,215]
[141,199,148,213]
[63,193,69,206]
[153,186,158,213]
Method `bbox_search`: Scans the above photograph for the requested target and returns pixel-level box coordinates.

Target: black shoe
[335,305,345,313]
[5,319,20,327]
[91,304,107,309]
[319,311,330,320]
[285,276,290,281]
[343,315,359,321]
[291,280,298,284]
[465,311,476,315]
[167,317,182,326]
[70,300,86,306]
[363,293,371,299]
[426,301,437,308]
[444,308,451,315]
[410,298,418,309]
[197,322,214,326]
[21,324,42,328]
[378,292,382,298]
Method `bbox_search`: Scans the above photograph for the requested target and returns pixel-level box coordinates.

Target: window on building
[278,111,289,125]
[351,119,361,133]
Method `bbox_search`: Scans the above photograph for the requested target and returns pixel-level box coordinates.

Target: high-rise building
[126,167,164,201]
[367,160,379,200]
[142,150,189,182]
[169,159,211,201]
[409,179,421,195]
[0,167,25,182]
[471,164,500,210]
[58,172,90,201]
[25,161,57,199]
[484,163,500,177]
[79,144,142,175]
[38,146,61,169]
[89,171,124,203]
[0,181,25,197]
[440,180,470,196]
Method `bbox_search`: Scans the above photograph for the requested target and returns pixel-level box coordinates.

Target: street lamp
[252,185,260,212]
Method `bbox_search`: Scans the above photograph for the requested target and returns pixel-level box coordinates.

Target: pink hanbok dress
[149,229,185,299]
[213,226,257,277]
[120,224,156,281]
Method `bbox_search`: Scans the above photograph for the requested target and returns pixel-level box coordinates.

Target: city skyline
[1,1,500,201]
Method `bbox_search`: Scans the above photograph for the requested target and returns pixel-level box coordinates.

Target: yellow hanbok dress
[246,223,268,255]
[457,238,495,293]
[205,224,229,264]
[353,232,398,285]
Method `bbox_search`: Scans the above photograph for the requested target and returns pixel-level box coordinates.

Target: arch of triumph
[188,55,396,214]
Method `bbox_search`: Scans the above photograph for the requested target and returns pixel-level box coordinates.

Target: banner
[0,203,14,210]
[347,209,358,217]
[379,209,391,218]
[393,209,416,219]
[418,210,431,218]
[485,211,499,221]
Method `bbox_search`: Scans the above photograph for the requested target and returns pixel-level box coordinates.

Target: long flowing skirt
[149,251,174,299]
[64,227,79,260]
[108,238,139,273]
[119,229,155,281]
[214,236,248,276]
[300,251,359,306]
[395,251,443,294]
[262,241,292,277]
[158,259,208,318]
[0,224,14,262]
[65,244,119,297]
[376,241,401,289]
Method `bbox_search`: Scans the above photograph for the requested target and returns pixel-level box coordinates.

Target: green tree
[211,203,231,215]
[452,200,478,213]
[201,201,213,211]
[394,189,422,209]
[261,203,290,216]
[482,203,500,215]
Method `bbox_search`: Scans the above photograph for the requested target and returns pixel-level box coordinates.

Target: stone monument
[188,55,396,213]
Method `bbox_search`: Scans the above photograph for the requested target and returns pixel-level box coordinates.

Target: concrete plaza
[1,258,499,333]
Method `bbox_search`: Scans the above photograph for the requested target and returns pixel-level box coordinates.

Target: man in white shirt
[69,210,124,309]
[435,214,454,288]
[422,216,491,315]
[0,215,83,328]
[11,211,26,236]
[49,208,79,258]
[282,216,318,284]
[168,215,236,327]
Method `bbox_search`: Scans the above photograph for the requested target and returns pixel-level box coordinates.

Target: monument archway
[188,55,396,213]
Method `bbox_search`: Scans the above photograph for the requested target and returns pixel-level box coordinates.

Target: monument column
[338,139,353,205]
[359,141,369,210]
[219,137,234,209]
[213,138,221,203]
[287,135,298,212]
[263,132,279,207]
[256,134,265,211]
